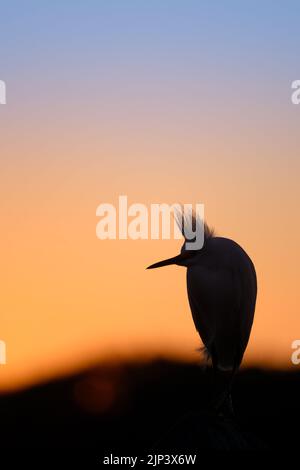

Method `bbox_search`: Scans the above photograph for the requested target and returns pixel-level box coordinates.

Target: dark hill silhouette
[0,358,299,454]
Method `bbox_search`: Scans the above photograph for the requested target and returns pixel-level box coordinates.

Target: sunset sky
[1,1,300,391]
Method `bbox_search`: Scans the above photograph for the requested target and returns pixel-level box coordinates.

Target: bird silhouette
[147,212,257,416]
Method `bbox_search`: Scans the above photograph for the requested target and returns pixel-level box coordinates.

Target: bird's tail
[196,345,213,372]
[198,345,212,362]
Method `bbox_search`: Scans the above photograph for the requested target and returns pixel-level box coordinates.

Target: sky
[0,0,300,390]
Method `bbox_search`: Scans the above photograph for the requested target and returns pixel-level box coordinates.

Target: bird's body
[186,236,257,373]
[147,217,257,414]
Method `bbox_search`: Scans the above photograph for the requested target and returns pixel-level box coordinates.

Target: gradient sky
[1,0,300,390]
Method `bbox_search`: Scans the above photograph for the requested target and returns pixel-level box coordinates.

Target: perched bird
[147,213,257,415]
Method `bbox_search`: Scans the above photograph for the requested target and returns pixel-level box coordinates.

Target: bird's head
[146,209,214,270]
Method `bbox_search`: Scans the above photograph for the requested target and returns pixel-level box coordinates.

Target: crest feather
[174,207,214,242]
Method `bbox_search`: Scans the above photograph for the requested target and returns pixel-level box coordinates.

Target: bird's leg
[218,392,234,418]
[210,368,235,418]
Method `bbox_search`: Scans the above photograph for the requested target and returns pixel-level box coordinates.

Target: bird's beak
[146,254,182,269]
